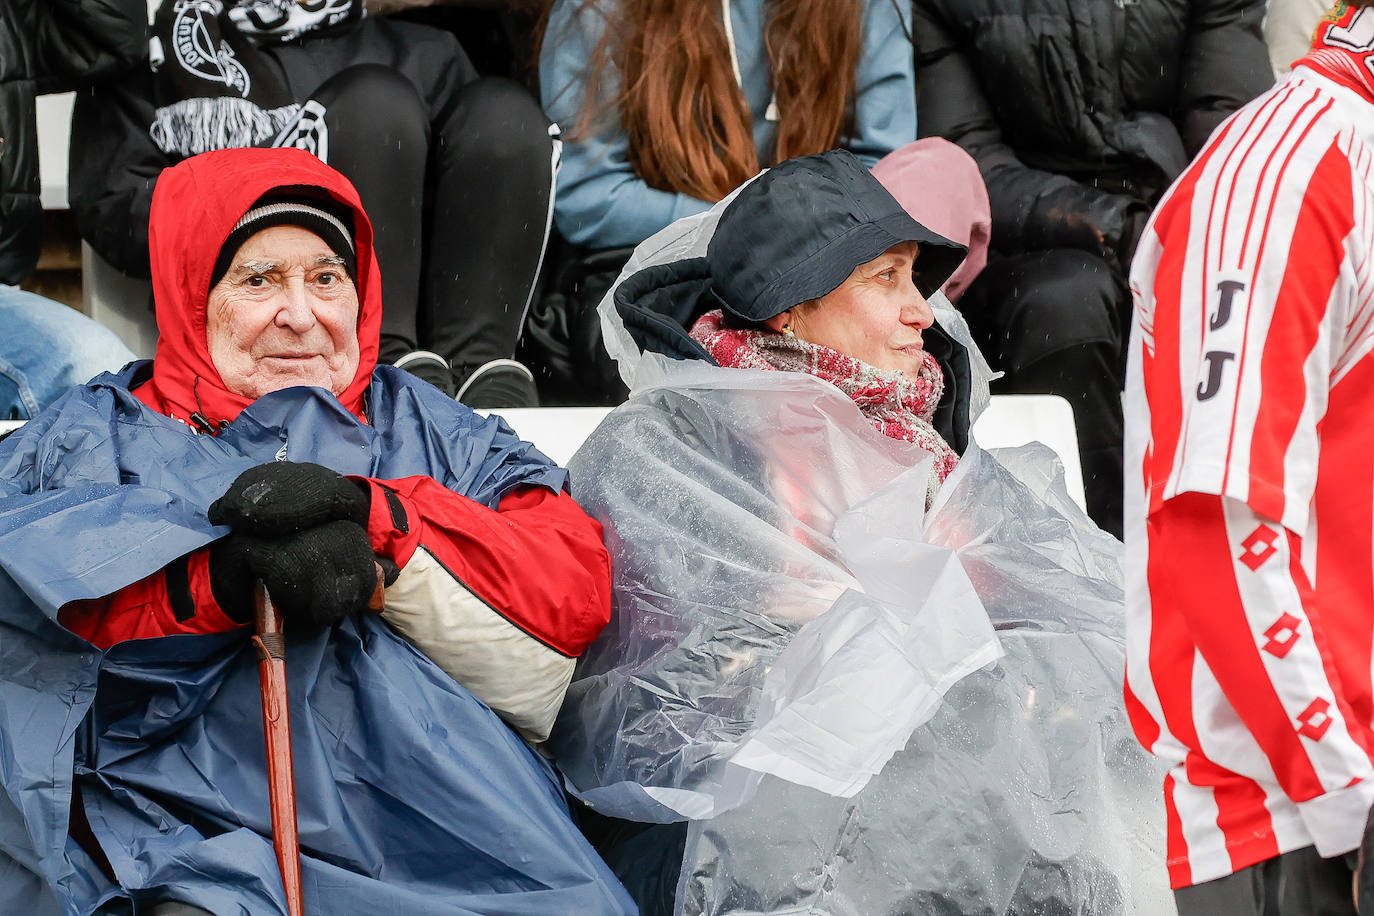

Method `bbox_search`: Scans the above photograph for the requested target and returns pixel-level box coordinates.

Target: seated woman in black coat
[911,0,1274,537]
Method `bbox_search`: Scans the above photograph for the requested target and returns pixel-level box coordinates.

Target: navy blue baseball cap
[705,149,967,322]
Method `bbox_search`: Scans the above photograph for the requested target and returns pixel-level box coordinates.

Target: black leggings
[268,20,555,377]
[959,249,1128,538]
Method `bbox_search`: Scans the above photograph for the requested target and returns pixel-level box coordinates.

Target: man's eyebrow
[232,259,279,276]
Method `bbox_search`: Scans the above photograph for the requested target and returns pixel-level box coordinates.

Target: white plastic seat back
[81,243,157,359]
[491,394,1083,509]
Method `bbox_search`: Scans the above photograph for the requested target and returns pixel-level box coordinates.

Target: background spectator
[872,137,991,306]
[0,0,144,416]
[69,0,554,406]
[912,0,1273,537]
[531,0,914,402]
[0,287,134,419]
[1,0,147,282]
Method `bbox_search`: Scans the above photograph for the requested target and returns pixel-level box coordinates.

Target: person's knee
[1007,342,1124,406]
[449,77,553,158]
[0,290,135,413]
[311,64,428,149]
[993,250,1127,370]
[1015,250,1125,327]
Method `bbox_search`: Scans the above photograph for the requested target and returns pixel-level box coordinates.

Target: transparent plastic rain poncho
[550,185,1173,915]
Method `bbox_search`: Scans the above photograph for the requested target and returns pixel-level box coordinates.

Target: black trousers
[959,249,1128,538]
[1174,846,1357,916]
[269,19,555,377]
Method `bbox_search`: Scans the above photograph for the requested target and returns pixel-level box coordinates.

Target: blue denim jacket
[0,285,135,419]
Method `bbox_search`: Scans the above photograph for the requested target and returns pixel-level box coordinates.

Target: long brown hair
[549,0,863,202]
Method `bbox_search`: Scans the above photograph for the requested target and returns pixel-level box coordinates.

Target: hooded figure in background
[547,151,1171,915]
[0,147,633,915]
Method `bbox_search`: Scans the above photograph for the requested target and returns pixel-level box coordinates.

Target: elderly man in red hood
[0,147,633,915]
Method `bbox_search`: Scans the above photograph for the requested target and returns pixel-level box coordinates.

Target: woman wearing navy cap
[547,150,1169,916]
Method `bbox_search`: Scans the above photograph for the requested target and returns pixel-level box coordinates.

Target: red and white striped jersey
[1125,36,1374,890]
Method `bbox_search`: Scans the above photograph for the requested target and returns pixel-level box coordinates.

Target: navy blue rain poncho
[0,147,633,916]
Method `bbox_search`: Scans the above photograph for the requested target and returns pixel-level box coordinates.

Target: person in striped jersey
[1126,2,1374,911]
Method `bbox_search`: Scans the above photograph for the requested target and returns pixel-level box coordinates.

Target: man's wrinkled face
[206,225,360,400]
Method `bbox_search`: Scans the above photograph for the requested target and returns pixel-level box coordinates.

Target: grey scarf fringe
[150,97,303,157]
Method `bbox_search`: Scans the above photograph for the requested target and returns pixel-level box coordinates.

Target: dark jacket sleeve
[1175,0,1272,157]
[69,66,170,278]
[0,95,43,285]
[912,2,1143,259]
[32,0,148,93]
[0,0,147,284]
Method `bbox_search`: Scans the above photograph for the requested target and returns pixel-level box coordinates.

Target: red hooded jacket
[61,148,610,742]
[135,147,382,425]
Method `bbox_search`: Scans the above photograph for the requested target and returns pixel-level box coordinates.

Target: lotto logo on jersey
[1261,612,1302,658]
[1239,524,1279,570]
[1296,698,1334,741]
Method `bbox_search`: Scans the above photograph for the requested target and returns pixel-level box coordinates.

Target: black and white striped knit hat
[210,190,357,288]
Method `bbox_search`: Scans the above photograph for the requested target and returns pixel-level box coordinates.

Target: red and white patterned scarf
[689,309,960,485]
[1301,2,1374,105]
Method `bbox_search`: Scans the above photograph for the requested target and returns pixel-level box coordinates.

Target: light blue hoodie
[540,0,916,250]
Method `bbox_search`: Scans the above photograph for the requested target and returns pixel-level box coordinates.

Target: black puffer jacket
[913,0,1272,260]
[0,0,147,285]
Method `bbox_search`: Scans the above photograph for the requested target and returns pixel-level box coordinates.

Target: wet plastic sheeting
[556,365,1170,915]
[678,633,1160,916]
[672,446,1171,916]
[556,368,1002,823]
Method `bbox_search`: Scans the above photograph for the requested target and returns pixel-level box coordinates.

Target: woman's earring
[781,324,795,338]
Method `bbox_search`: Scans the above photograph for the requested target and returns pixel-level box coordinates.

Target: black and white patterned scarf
[149,0,363,158]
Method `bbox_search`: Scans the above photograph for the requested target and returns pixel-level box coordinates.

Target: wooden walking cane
[251,582,306,916]
[252,566,387,916]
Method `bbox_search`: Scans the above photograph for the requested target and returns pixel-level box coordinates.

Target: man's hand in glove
[209,520,380,628]
[209,461,369,536]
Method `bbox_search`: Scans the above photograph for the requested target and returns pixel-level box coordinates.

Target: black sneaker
[393,350,456,397]
[456,359,539,409]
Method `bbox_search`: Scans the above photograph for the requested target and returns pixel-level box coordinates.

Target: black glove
[209,519,377,628]
[209,461,369,537]
[1108,204,1151,278]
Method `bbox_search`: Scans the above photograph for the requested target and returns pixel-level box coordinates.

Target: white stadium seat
[490,394,1085,509]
